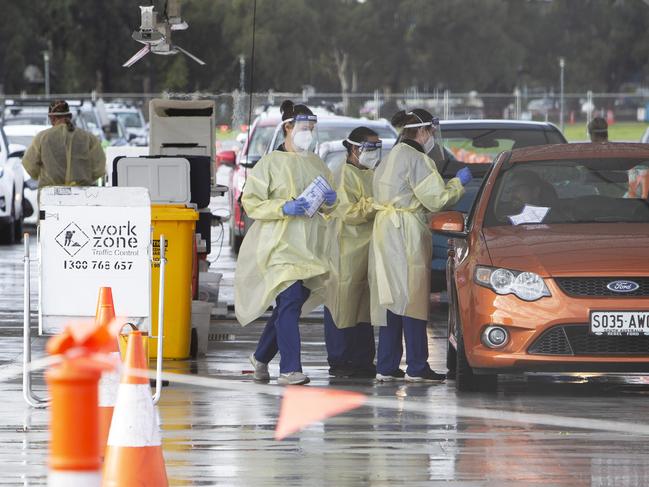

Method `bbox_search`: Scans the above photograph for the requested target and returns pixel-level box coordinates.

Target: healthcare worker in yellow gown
[370,109,472,382]
[235,100,337,386]
[324,127,382,378]
[22,100,106,192]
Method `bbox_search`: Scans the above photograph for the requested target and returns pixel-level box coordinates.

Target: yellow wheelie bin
[150,205,198,359]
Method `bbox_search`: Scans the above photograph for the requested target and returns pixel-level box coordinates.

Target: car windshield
[115,112,143,128]
[80,111,99,130]
[4,115,49,126]
[7,135,35,147]
[317,123,396,142]
[485,158,649,227]
[443,128,564,164]
[248,125,276,158]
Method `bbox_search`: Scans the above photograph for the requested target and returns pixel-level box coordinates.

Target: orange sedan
[432,143,649,391]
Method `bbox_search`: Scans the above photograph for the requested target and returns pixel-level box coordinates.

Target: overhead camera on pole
[123,0,206,68]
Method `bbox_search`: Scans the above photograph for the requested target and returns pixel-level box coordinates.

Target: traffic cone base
[102,446,168,487]
[49,471,102,486]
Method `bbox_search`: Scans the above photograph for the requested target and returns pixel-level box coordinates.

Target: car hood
[482,224,649,276]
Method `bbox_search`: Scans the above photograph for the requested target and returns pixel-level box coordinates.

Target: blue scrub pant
[254,281,310,374]
[323,307,375,369]
[376,310,432,377]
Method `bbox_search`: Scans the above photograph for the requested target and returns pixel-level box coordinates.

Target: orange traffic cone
[95,287,121,458]
[102,330,168,487]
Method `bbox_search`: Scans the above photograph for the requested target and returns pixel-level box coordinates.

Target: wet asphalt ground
[1,183,649,486]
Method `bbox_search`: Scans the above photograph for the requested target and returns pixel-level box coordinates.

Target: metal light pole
[559,57,565,131]
[43,51,50,96]
[239,55,245,93]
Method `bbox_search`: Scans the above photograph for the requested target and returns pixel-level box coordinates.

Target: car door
[446,158,498,341]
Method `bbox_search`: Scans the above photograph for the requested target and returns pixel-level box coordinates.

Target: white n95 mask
[359,150,381,169]
[292,130,313,152]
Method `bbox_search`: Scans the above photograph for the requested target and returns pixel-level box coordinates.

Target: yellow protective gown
[369,142,465,326]
[22,124,106,189]
[325,162,375,328]
[235,149,335,326]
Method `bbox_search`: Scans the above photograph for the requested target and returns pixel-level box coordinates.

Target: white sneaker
[249,353,270,382]
[375,369,406,382]
[277,371,310,386]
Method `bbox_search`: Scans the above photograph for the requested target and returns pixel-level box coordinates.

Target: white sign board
[40,187,151,334]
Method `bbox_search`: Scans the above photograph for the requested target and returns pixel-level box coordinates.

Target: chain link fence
[3,89,649,130]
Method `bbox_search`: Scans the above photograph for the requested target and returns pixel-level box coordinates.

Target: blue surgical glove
[456,167,472,186]
[324,189,337,206]
[283,197,309,216]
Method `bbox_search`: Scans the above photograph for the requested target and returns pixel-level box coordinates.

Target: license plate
[590,311,649,336]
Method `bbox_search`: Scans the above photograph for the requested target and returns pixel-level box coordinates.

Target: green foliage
[2,0,649,94]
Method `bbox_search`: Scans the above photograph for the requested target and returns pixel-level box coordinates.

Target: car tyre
[0,197,17,245]
[0,217,16,245]
[230,225,243,254]
[446,341,457,380]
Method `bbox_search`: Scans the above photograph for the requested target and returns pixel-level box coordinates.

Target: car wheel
[14,213,23,243]
[446,341,457,379]
[0,216,16,246]
[230,225,243,254]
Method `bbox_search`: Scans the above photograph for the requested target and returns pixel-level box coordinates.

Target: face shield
[346,138,383,169]
[286,114,318,154]
[403,115,442,157]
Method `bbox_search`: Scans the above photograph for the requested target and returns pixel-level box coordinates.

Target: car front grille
[555,277,649,298]
[528,325,649,356]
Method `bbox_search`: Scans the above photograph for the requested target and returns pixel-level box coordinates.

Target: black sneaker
[375,368,406,382]
[328,366,354,378]
[349,364,377,379]
[405,370,446,383]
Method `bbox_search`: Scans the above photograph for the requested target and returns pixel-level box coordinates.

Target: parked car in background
[640,127,649,144]
[226,109,397,252]
[3,123,45,226]
[105,102,148,146]
[317,138,397,178]
[0,125,25,244]
[433,143,649,391]
[430,120,568,290]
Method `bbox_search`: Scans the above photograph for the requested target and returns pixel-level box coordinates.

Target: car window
[484,158,649,226]
[442,128,563,164]
[465,162,496,229]
[248,125,276,157]
[115,112,143,128]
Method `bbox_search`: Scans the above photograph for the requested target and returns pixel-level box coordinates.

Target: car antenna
[245,0,258,147]
[237,0,257,207]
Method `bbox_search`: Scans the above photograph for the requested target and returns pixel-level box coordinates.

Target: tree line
[1,0,648,97]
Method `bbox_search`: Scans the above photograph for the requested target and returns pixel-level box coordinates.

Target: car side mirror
[430,211,467,237]
[9,149,25,159]
[216,150,237,167]
[240,154,261,168]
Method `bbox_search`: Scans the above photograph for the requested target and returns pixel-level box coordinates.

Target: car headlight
[475,266,551,301]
